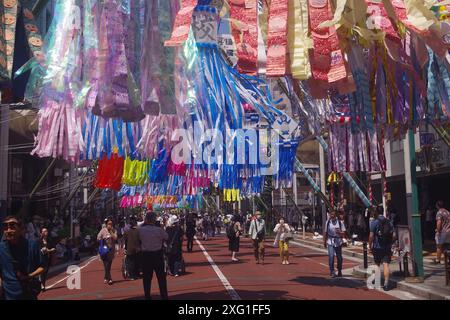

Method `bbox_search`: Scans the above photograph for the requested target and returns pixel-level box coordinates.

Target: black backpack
[376,218,393,246]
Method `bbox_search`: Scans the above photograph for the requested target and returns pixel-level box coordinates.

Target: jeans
[141,250,168,300]
[327,245,343,275]
[168,249,182,275]
[186,236,194,252]
[101,253,114,281]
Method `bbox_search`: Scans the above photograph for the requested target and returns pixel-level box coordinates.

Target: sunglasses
[3,222,19,230]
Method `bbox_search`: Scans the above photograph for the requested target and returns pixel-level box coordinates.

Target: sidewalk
[290,232,450,300]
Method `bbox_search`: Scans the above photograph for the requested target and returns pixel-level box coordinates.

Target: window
[11,161,23,184]
[391,140,404,153]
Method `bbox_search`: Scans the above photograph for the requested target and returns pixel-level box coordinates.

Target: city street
[40,235,418,300]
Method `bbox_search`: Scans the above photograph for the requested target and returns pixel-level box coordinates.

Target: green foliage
[81,226,97,239]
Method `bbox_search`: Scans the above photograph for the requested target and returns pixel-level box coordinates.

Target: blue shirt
[370,216,394,250]
[0,238,43,300]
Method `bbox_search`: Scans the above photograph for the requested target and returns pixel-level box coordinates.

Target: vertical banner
[165,0,197,47]
[266,0,288,77]
[229,0,259,75]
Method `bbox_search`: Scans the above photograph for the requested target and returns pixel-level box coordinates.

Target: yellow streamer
[288,0,311,80]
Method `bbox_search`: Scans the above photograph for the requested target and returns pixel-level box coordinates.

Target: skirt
[228,237,240,252]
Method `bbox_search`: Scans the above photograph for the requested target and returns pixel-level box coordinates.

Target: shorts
[373,248,392,265]
[435,232,450,245]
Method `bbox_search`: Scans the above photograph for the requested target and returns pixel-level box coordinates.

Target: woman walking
[97,218,118,285]
[228,215,242,262]
[166,215,184,276]
[274,218,292,265]
[39,227,56,291]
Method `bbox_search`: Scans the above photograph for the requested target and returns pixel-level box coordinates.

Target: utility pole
[319,143,327,233]
[381,171,387,217]
[0,94,9,221]
[70,164,75,239]
[293,172,298,227]
[252,196,255,214]
[403,129,424,279]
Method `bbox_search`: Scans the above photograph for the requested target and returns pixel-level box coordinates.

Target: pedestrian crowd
[1,200,449,300]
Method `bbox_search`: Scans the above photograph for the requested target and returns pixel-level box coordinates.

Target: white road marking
[195,237,241,300]
[45,255,99,289]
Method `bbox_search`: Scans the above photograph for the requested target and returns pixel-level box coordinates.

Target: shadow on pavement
[122,289,293,300]
[290,276,366,289]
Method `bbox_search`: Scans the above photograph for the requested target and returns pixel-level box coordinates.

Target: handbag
[98,239,111,258]
[254,220,265,241]
[284,230,295,241]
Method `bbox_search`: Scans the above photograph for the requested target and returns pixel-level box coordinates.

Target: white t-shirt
[326,219,346,247]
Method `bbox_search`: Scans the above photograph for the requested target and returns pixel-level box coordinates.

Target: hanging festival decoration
[0,0,45,81]
[7,0,449,210]
[94,152,125,191]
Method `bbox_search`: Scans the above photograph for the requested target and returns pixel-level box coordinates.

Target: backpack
[227,223,236,239]
[376,218,393,246]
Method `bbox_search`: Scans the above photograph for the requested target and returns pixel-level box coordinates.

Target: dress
[228,222,241,252]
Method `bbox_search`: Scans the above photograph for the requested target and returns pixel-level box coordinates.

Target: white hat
[169,215,180,225]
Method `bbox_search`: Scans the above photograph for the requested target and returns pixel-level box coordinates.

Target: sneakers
[108,280,113,285]
[337,271,343,277]
[285,261,290,265]
[383,284,390,291]
[104,279,108,284]
[231,258,239,262]
[330,272,337,278]
[256,259,260,264]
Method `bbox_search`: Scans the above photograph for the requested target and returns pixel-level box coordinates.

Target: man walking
[249,211,266,265]
[124,217,141,280]
[323,211,346,278]
[0,216,44,300]
[369,211,394,291]
[138,212,169,300]
[185,213,196,253]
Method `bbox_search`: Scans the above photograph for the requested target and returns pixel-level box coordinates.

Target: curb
[352,265,450,300]
[292,237,375,263]
[291,237,450,300]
